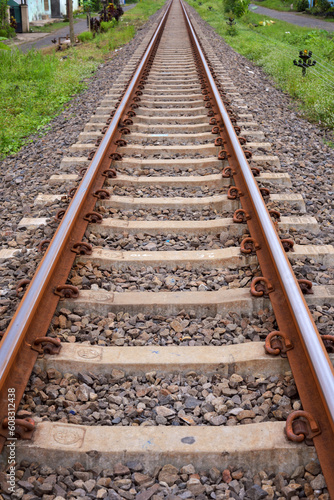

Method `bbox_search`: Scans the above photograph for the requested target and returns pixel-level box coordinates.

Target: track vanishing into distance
[1,0,334,498]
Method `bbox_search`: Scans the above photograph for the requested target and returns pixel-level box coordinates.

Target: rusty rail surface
[0,0,172,450]
[0,0,334,493]
[180,0,334,492]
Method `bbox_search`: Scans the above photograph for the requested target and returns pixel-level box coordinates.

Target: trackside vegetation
[188,0,334,129]
[0,0,165,158]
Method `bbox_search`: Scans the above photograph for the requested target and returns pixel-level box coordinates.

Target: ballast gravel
[114,165,222,176]
[84,232,247,251]
[0,459,329,499]
[111,185,226,198]
[99,207,230,220]
[47,307,332,347]
[68,263,259,293]
[20,367,301,427]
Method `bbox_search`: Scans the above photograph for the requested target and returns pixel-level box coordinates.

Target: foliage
[0,41,10,50]
[82,0,102,13]
[296,0,309,11]
[0,0,7,27]
[224,0,250,17]
[0,26,16,38]
[189,0,334,128]
[78,30,94,41]
[253,0,334,15]
[317,0,332,11]
[100,19,117,32]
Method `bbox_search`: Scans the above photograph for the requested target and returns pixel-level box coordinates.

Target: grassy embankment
[252,0,291,11]
[0,0,165,158]
[252,0,334,19]
[188,0,334,129]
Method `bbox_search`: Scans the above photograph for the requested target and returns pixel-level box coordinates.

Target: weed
[78,31,94,42]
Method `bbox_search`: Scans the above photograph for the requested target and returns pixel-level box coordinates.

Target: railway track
[1,0,334,497]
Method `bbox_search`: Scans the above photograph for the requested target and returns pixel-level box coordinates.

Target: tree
[0,0,8,28]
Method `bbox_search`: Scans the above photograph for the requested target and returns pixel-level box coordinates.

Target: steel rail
[180,0,334,490]
[0,0,172,437]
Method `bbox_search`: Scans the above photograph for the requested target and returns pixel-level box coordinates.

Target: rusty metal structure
[1,0,334,493]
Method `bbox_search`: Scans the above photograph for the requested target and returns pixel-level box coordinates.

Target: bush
[78,31,94,42]
[296,0,308,11]
[224,0,250,17]
[318,0,332,10]
[0,25,15,38]
[100,19,116,32]
[306,0,332,13]
[0,41,10,50]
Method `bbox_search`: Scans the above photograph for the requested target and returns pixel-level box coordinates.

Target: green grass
[188,0,334,128]
[252,0,292,12]
[30,20,73,33]
[0,0,165,158]
[252,0,334,20]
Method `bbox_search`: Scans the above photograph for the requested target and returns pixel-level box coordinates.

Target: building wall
[16,0,79,22]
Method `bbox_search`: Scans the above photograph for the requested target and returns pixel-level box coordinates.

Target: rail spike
[227,187,243,199]
[0,417,35,441]
[233,209,251,223]
[71,242,93,255]
[298,279,313,295]
[265,331,293,357]
[322,335,334,353]
[240,237,261,254]
[250,277,274,297]
[286,410,321,445]
[54,285,79,299]
[31,336,62,355]
[222,166,235,178]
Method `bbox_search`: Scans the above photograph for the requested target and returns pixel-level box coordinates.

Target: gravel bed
[111,185,226,198]
[114,166,222,176]
[121,153,217,160]
[0,459,328,499]
[125,139,213,146]
[68,264,259,293]
[99,207,230,220]
[49,306,333,348]
[49,308,277,346]
[20,367,301,427]
[84,232,246,251]
[291,259,334,287]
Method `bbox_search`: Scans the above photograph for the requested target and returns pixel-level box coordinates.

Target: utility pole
[68,0,75,44]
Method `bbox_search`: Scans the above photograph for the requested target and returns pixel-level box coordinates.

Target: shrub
[0,25,15,38]
[318,0,332,10]
[224,0,250,17]
[100,19,116,32]
[78,31,94,42]
[296,0,309,11]
[0,41,10,50]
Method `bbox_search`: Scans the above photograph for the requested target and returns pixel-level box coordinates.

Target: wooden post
[68,0,75,44]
